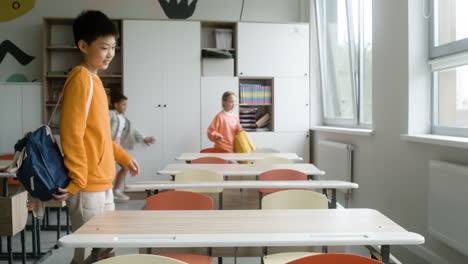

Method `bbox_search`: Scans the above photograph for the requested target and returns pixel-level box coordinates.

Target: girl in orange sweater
[207,91,243,153]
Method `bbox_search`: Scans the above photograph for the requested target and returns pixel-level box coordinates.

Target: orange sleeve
[60,70,89,194]
[207,114,223,142]
[112,141,133,167]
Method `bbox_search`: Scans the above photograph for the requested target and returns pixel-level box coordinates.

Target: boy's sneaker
[113,189,130,201]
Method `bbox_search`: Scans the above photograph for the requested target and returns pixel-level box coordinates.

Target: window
[315,0,372,127]
[430,0,468,137]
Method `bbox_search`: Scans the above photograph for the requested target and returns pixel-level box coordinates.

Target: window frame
[314,0,372,128]
[429,0,468,137]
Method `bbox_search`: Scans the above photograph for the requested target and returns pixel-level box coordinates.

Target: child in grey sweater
[110,93,155,201]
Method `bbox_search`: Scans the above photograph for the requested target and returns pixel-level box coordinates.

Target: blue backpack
[12,126,69,201]
[10,75,94,201]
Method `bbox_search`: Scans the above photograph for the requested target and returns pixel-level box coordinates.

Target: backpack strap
[48,74,94,126]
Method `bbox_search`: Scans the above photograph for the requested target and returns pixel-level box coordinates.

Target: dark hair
[73,10,119,46]
[112,93,127,105]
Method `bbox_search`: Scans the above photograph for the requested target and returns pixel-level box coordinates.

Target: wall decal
[0,40,35,65]
[158,0,198,19]
[6,73,28,82]
[0,0,35,22]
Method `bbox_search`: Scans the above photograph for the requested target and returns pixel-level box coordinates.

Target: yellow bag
[234,131,255,153]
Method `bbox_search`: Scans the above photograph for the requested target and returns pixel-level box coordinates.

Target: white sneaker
[113,189,130,201]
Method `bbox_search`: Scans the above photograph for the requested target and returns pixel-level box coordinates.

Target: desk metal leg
[331,189,337,209]
[21,230,26,264]
[3,178,8,197]
[381,245,390,264]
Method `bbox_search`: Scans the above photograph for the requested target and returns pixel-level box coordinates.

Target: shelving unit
[42,18,124,127]
[201,22,236,76]
[238,78,274,132]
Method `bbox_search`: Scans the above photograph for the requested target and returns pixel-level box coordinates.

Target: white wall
[0,0,306,82]
[311,0,468,263]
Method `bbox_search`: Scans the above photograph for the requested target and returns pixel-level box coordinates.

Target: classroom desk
[0,160,15,197]
[175,153,303,162]
[58,209,424,264]
[158,163,325,178]
[125,180,357,208]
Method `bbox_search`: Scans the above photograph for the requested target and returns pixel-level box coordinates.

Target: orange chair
[146,191,213,211]
[258,169,307,208]
[200,148,229,153]
[192,157,229,164]
[146,191,214,264]
[287,253,383,264]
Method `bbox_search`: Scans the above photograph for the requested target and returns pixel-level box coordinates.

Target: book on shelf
[240,119,256,123]
[240,83,272,105]
[256,113,270,128]
[239,107,257,114]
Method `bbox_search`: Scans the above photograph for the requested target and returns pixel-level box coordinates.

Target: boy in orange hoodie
[52,10,139,263]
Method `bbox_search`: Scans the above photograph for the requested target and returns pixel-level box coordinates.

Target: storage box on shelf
[43,18,124,127]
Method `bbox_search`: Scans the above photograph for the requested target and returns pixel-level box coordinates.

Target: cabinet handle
[157,104,161,107]
[163,104,167,107]
[306,104,309,106]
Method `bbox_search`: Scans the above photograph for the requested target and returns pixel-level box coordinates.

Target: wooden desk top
[59,209,424,248]
[125,180,358,192]
[175,153,303,162]
[158,163,325,176]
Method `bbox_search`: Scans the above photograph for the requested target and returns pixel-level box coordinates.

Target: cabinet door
[201,77,239,149]
[162,21,201,166]
[21,83,41,134]
[248,132,275,150]
[0,84,22,153]
[237,23,309,77]
[123,20,165,182]
[274,132,310,163]
[274,77,310,132]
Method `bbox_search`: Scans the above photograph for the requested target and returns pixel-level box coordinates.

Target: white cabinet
[274,77,310,132]
[201,77,238,149]
[237,23,309,77]
[123,20,201,182]
[0,83,41,154]
[274,131,310,163]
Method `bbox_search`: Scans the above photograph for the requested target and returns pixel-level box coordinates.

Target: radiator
[315,140,354,184]
[428,160,468,255]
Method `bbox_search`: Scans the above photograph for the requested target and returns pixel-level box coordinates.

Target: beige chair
[95,254,189,264]
[0,191,28,263]
[255,157,293,165]
[261,190,328,264]
[263,252,320,264]
[261,190,328,210]
[175,169,224,209]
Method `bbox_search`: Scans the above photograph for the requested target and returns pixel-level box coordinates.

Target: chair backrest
[252,148,280,153]
[0,191,28,236]
[262,190,328,209]
[200,148,229,153]
[255,157,293,164]
[258,169,307,193]
[287,253,383,264]
[192,157,229,164]
[0,153,20,184]
[95,254,189,264]
[0,153,14,160]
[146,191,213,210]
[175,169,224,193]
